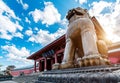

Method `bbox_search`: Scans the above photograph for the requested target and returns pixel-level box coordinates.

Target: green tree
[5,65,16,76]
[6,65,15,71]
[0,65,2,70]
[0,65,3,76]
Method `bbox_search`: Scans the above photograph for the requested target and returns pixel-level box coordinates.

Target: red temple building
[10,66,36,77]
[27,35,120,72]
[27,35,66,72]
[10,34,120,76]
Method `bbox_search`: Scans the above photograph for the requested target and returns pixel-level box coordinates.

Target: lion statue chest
[67,17,95,42]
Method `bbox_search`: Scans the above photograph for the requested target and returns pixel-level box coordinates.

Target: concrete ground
[0,81,18,83]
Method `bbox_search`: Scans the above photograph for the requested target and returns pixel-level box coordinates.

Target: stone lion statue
[53,7,111,69]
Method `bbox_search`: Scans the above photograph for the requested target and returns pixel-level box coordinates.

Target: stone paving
[13,72,41,83]
[0,81,18,83]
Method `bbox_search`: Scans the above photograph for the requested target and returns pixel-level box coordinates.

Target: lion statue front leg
[59,38,75,69]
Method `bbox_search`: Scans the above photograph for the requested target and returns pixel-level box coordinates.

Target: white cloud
[60,17,68,29]
[28,28,66,46]
[25,17,31,23]
[34,27,39,31]
[0,0,23,40]
[17,0,29,10]
[75,0,87,4]
[1,45,32,64]
[25,29,33,36]
[13,32,23,38]
[89,0,120,43]
[0,56,3,59]
[29,1,61,26]
[0,1,20,20]
[89,1,112,16]
[0,65,7,71]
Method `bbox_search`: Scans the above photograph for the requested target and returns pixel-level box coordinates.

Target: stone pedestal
[36,65,120,83]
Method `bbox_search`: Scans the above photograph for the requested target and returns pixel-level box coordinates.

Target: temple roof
[27,35,65,60]
[12,65,34,71]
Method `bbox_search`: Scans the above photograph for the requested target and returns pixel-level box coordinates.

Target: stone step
[43,64,120,74]
[35,81,55,83]
[37,72,120,83]
[35,65,120,83]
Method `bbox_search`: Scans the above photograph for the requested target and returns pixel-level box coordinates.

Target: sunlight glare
[105,28,120,43]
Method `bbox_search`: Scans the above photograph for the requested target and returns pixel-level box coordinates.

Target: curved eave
[108,42,120,50]
[27,35,65,60]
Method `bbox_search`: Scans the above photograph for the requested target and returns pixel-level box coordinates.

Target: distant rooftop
[12,65,35,71]
[108,42,120,52]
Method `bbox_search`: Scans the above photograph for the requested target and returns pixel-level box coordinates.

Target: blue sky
[0,0,120,70]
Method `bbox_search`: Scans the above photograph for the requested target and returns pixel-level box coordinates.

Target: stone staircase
[35,65,120,83]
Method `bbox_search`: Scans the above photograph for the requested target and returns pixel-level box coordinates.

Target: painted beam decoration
[42,49,54,57]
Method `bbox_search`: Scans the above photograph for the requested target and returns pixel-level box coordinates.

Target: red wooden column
[54,53,58,63]
[44,58,47,71]
[54,48,64,64]
[34,60,36,72]
[39,61,41,72]
[61,53,64,63]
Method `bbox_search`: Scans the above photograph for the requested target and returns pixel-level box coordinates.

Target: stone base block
[59,61,74,69]
[52,63,60,70]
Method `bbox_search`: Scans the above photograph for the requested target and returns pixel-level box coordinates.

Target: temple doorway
[41,60,44,71]
[47,59,52,70]
[57,54,63,63]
